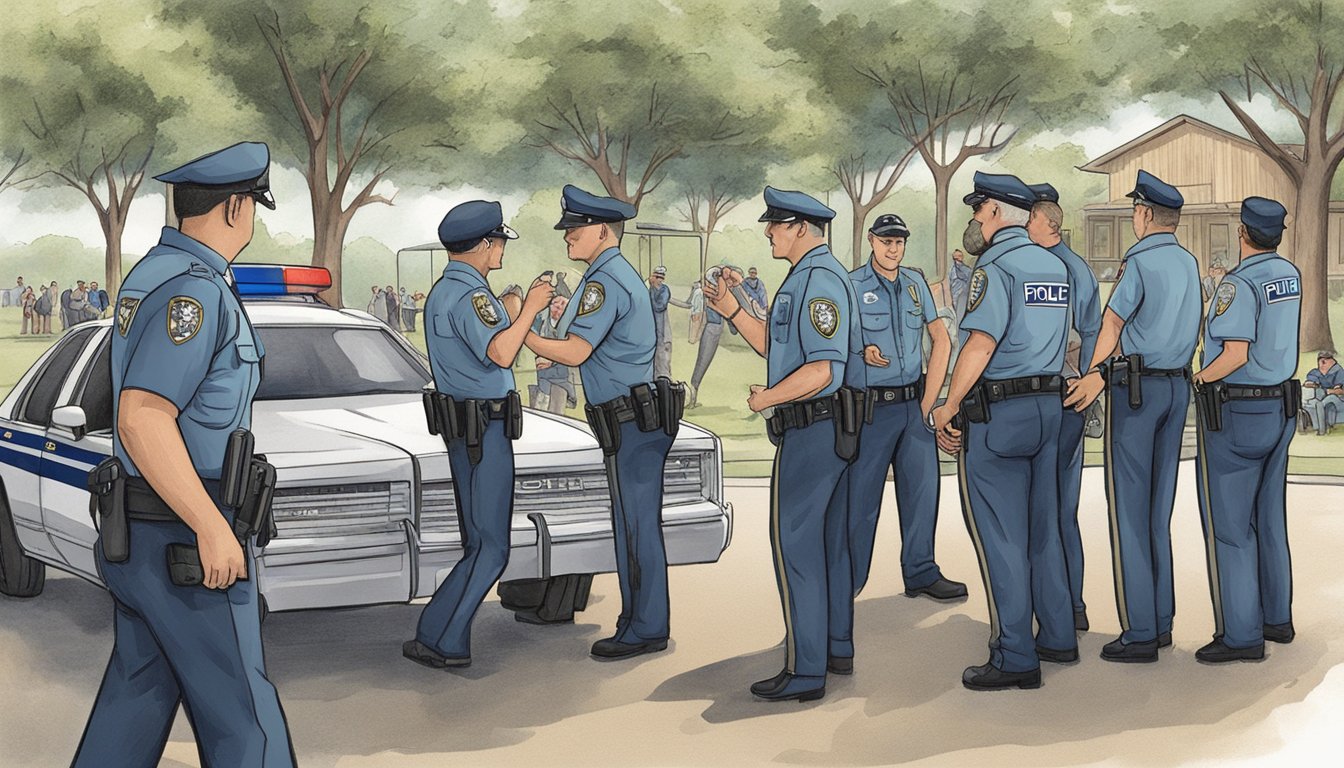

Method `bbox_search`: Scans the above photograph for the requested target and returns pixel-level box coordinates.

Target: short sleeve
[959,266,1009,342]
[566,279,620,348]
[1106,259,1144,322]
[1207,275,1256,343]
[798,270,849,364]
[121,276,223,410]
[452,288,510,364]
[915,273,937,324]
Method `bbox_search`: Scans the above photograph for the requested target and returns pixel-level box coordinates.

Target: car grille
[271,482,411,537]
[418,453,707,536]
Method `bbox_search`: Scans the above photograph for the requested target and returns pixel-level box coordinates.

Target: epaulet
[902,266,926,279]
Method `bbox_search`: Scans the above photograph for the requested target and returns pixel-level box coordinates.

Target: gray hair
[998,203,1030,227]
[806,221,826,238]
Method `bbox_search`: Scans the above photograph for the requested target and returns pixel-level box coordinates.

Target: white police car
[0,266,731,616]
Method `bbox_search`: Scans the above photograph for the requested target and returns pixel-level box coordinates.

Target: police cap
[1126,169,1184,209]
[154,142,275,210]
[1240,196,1288,240]
[758,186,835,225]
[962,171,1035,211]
[554,184,637,230]
[869,213,910,238]
[438,200,518,251]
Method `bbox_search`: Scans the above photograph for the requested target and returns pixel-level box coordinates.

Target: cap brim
[962,192,988,206]
[254,189,276,210]
[554,211,605,230]
[490,224,519,240]
[870,227,909,238]
[758,206,799,223]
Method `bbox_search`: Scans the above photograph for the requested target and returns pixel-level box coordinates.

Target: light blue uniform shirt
[849,260,936,387]
[1046,241,1102,376]
[1201,251,1301,386]
[767,245,864,396]
[112,228,264,480]
[1106,232,1201,369]
[560,246,655,404]
[424,261,515,399]
[960,226,1070,379]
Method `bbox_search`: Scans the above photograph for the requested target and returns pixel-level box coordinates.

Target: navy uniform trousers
[417,420,515,658]
[959,394,1073,672]
[773,419,849,677]
[1058,407,1087,614]
[826,395,941,658]
[1196,399,1295,649]
[1105,375,1188,644]
[75,507,293,768]
[607,419,676,642]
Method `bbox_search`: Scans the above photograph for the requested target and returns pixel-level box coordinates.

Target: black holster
[87,456,128,563]
[1194,381,1226,433]
[1283,379,1303,421]
[1126,353,1143,409]
[585,402,622,457]
[221,430,276,546]
[960,382,992,424]
[630,382,660,433]
[465,400,487,465]
[422,391,441,436]
[833,386,864,463]
[506,390,524,440]
[655,377,686,438]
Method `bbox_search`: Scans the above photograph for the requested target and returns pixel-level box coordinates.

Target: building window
[1209,223,1229,268]
[1089,219,1112,264]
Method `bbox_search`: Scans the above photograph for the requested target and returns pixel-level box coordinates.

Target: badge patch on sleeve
[578,282,605,316]
[810,298,839,338]
[1262,277,1300,304]
[1214,282,1236,316]
[167,296,203,344]
[471,291,501,326]
[967,269,988,313]
[116,297,140,336]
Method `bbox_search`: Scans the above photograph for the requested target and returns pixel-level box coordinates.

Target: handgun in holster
[422,391,440,436]
[87,456,128,563]
[464,399,487,465]
[630,382,661,433]
[763,406,783,447]
[1282,379,1303,421]
[833,387,864,463]
[961,381,991,424]
[505,390,524,440]
[1124,353,1144,409]
[1193,380,1226,432]
[654,377,685,438]
[585,402,621,456]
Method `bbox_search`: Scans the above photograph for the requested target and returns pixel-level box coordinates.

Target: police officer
[525,185,677,660]
[1065,170,1201,663]
[649,265,689,380]
[1027,183,1102,632]
[930,171,1075,691]
[704,186,864,702]
[74,142,294,766]
[833,213,964,655]
[403,201,554,669]
[1192,196,1301,663]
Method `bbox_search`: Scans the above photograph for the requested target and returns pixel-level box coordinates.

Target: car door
[0,327,99,563]
[41,329,112,576]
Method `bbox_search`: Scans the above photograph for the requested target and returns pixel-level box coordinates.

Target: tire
[0,487,45,598]
[498,574,593,623]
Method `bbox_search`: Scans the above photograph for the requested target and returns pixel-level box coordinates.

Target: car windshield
[254,326,430,400]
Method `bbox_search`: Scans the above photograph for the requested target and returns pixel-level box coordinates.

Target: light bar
[231,264,333,296]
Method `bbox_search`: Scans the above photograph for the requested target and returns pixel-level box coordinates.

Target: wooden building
[1078,115,1344,290]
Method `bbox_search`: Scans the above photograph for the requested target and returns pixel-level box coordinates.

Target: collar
[788,244,832,278]
[862,254,903,285]
[1230,251,1280,275]
[1124,232,1178,259]
[443,260,489,290]
[159,227,229,277]
[585,246,623,278]
[975,226,1030,268]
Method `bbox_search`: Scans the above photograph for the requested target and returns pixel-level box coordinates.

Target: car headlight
[270,481,410,537]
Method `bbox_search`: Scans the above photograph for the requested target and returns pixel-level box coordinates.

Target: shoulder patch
[471,290,501,326]
[810,298,839,338]
[167,296,204,344]
[578,282,605,316]
[1214,281,1236,316]
[116,297,140,336]
[967,269,988,313]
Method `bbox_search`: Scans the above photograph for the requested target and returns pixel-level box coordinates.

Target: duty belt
[981,374,1064,402]
[765,396,836,434]
[868,380,924,405]
[601,393,645,425]
[1226,383,1290,400]
[125,475,221,523]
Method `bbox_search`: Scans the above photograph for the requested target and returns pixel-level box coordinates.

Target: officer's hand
[523,276,555,314]
[747,384,772,413]
[199,520,246,590]
[931,403,962,455]
[863,345,890,367]
[704,276,741,318]
[500,292,523,323]
[722,269,744,289]
[1063,371,1105,412]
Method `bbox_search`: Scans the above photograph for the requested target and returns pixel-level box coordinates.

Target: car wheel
[497,575,593,623]
[0,488,45,598]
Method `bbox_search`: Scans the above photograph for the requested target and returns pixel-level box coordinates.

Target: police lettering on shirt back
[1201,251,1302,386]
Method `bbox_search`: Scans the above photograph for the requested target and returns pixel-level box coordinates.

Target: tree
[673,140,770,271]
[170,0,502,305]
[0,150,32,198]
[1137,0,1344,350]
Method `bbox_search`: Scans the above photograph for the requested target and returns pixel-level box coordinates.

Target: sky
[0,92,1300,255]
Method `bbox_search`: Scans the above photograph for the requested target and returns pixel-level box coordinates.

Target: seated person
[530,295,577,413]
[1304,349,1344,435]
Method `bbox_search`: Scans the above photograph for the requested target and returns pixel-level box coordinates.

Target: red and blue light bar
[230,264,332,296]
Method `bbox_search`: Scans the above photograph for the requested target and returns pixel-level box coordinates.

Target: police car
[0,266,731,614]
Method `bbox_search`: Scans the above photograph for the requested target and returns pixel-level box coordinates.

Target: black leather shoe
[1036,644,1080,664]
[1100,636,1158,663]
[827,655,853,675]
[1263,622,1295,644]
[1074,610,1090,632]
[904,578,969,602]
[1196,639,1264,664]
[590,636,668,660]
[514,608,573,626]
[402,640,471,669]
[1158,632,1172,648]
[750,671,826,701]
[962,662,1041,691]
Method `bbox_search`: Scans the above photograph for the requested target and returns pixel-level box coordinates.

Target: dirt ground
[2,463,1341,767]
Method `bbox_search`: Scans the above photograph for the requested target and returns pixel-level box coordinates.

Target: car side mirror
[52,405,87,442]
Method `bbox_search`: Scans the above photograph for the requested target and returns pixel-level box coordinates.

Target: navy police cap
[758,186,835,224]
[962,171,1035,211]
[1126,169,1184,209]
[554,184,637,230]
[438,200,518,249]
[1240,196,1288,239]
[1028,182,1060,204]
[869,213,910,238]
[154,142,275,209]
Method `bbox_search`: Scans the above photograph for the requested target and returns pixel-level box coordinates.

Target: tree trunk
[103,217,124,298]
[311,195,351,308]
[931,165,955,281]
[849,200,871,270]
[1293,167,1335,351]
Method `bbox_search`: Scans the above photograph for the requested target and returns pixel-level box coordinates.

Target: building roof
[1080,114,1272,174]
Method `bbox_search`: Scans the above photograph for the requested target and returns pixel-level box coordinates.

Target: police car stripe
[1,427,104,465]
[1102,387,1131,632]
[0,445,41,474]
[957,426,1000,643]
[0,427,102,490]
[1194,419,1226,637]
[768,446,796,674]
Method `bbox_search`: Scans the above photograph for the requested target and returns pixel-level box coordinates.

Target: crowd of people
[4,276,110,335]
[365,285,427,332]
